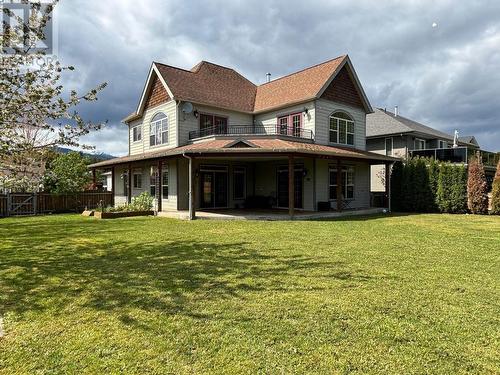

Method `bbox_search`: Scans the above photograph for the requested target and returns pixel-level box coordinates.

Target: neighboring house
[367,108,498,191]
[89,55,395,218]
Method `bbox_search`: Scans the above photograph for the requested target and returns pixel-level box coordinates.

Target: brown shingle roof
[155,61,257,113]
[89,138,396,168]
[149,55,350,115]
[253,56,346,112]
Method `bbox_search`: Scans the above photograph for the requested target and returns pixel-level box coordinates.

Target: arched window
[329,112,354,145]
[150,112,168,146]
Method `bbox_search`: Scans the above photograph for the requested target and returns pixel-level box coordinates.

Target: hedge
[391,158,467,213]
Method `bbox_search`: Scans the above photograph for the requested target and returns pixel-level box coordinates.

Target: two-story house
[89,55,396,219]
[367,107,499,192]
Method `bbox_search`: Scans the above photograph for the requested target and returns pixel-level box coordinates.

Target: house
[89,55,396,219]
[367,107,499,191]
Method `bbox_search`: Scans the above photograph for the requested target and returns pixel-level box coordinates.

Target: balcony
[410,147,499,167]
[188,124,314,141]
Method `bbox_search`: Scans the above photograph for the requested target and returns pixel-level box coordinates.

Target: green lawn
[0,214,499,374]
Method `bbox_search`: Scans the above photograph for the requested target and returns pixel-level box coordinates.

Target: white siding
[178,103,253,146]
[254,101,315,137]
[129,100,178,156]
[315,99,366,150]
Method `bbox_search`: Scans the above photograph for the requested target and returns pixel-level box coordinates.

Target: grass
[0,213,499,374]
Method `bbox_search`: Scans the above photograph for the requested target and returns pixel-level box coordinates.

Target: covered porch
[88,138,396,220]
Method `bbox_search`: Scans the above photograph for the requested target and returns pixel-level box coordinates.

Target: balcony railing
[188,124,314,141]
[410,147,499,167]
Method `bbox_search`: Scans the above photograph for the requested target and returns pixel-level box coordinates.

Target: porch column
[128,163,132,204]
[188,156,196,220]
[288,154,294,217]
[385,162,392,212]
[111,167,115,206]
[336,158,342,212]
[157,160,162,212]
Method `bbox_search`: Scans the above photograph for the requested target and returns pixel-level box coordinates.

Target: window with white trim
[438,140,447,148]
[133,172,142,189]
[329,112,354,145]
[414,138,426,150]
[162,167,169,199]
[150,112,168,146]
[385,137,393,156]
[132,125,142,142]
[329,166,354,200]
[150,167,157,197]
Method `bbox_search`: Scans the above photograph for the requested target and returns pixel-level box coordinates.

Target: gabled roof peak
[258,55,347,87]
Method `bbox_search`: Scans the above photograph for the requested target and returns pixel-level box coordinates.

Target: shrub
[490,160,500,214]
[131,192,154,211]
[467,153,488,214]
[413,158,433,212]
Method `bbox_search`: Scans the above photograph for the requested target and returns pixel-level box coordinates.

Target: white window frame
[150,113,168,147]
[385,137,393,156]
[132,125,142,142]
[150,167,157,197]
[328,166,355,201]
[414,138,426,150]
[133,172,143,189]
[438,140,447,148]
[329,113,354,146]
[233,166,246,200]
[162,166,169,200]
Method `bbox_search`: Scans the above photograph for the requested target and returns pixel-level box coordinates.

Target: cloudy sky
[56,0,500,155]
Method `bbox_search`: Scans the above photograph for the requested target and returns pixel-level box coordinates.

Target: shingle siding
[145,74,170,109]
[320,66,365,110]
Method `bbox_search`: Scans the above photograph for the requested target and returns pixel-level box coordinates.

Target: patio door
[200,166,228,208]
[277,165,303,209]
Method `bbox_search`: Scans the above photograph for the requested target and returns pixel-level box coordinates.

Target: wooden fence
[0,191,113,217]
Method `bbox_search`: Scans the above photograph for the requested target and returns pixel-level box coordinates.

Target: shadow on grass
[0,216,390,324]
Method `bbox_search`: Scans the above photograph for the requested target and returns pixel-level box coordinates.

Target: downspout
[182,153,195,220]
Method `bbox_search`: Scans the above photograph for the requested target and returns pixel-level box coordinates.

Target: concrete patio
[157,207,387,221]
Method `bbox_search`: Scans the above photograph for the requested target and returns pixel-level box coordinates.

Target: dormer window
[329,112,354,146]
[150,112,168,146]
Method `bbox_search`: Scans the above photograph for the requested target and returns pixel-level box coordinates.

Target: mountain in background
[54,147,115,161]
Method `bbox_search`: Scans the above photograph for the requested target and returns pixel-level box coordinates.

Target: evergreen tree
[467,153,489,214]
[390,161,404,211]
[490,160,500,214]
[437,163,451,213]
[427,158,440,212]
[450,165,468,213]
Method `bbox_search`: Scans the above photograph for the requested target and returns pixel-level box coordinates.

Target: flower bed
[92,192,155,219]
[94,210,154,219]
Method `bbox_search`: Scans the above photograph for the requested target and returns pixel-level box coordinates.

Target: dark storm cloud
[57,0,500,155]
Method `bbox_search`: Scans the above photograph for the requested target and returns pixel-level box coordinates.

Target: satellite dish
[182,102,193,114]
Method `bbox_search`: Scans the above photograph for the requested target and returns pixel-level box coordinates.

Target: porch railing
[188,124,314,141]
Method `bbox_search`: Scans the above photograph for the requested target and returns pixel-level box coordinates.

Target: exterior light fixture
[193,110,199,118]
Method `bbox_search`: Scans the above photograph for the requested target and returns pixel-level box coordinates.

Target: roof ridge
[257,55,346,87]
[375,108,453,139]
[153,61,194,74]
